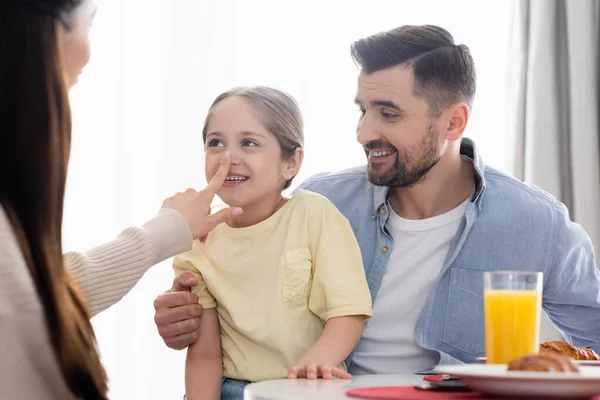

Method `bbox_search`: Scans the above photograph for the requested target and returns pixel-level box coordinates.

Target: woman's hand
[161,151,241,240]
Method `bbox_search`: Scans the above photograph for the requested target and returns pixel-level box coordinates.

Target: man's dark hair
[351,25,476,117]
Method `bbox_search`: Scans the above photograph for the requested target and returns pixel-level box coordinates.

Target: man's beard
[365,123,441,188]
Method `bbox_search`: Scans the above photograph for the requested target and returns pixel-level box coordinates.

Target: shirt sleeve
[172,244,217,309]
[542,202,600,353]
[308,204,373,321]
[65,208,193,316]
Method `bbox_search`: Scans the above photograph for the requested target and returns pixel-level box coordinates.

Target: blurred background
[62,0,599,398]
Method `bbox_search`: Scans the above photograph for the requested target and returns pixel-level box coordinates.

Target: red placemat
[423,375,454,382]
[345,386,484,400]
[346,386,600,400]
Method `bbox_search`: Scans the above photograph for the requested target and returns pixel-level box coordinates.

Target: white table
[244,374,423,400]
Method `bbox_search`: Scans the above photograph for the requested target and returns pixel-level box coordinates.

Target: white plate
[476,356,600,366]
[435,364,600,398]
[577,360,600,367]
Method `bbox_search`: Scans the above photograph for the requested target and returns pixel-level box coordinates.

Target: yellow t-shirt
[173,189,372,382]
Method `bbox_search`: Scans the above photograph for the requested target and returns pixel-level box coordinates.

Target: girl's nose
[230,154,241,165]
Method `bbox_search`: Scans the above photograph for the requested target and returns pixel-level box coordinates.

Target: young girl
[173,86,372,400]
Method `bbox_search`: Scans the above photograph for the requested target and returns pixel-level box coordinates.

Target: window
[64,1,510,397]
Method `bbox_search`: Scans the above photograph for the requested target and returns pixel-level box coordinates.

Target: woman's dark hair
[0,1,108,398]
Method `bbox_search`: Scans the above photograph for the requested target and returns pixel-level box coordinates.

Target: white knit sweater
[0,207,192,399]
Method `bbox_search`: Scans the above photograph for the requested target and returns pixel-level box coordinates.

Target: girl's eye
[242,139,258,147]
[207,139,224,147]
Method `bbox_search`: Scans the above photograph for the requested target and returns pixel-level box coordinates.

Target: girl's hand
[287,362,351,380]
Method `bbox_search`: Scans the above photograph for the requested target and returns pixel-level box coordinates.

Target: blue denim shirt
[298,138,600,372]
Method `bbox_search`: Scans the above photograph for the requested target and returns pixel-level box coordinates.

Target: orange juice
[484,289,540,364]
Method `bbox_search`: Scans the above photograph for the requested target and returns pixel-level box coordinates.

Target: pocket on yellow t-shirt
[281,248,313,302]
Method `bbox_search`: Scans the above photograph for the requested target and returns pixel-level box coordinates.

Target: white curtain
[64,1,511,398]
[506,0,600,255]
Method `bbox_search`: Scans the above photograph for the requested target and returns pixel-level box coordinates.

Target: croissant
[508,352,580,373]
[539,341,600,361]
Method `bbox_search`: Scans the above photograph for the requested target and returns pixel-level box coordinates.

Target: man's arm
[153,272,204,350]
[542,203,600,353]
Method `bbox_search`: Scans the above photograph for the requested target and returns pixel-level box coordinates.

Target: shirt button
[380,207,386,215]
[382,246,389,253]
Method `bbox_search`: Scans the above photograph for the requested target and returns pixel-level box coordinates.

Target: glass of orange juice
[484,271,543,364]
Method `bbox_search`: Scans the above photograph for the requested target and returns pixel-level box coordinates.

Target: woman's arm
[65,208,193,317]
[185,308,223,400]
[66,152,242,317]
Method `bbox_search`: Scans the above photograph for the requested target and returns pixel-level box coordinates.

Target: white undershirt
[351,199,469,374]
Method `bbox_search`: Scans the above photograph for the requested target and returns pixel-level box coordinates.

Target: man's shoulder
[297,165,370,197]
[300,165,368,187]
[484,166,562,215]
[295,165,373,211]
[482,166,584,245]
